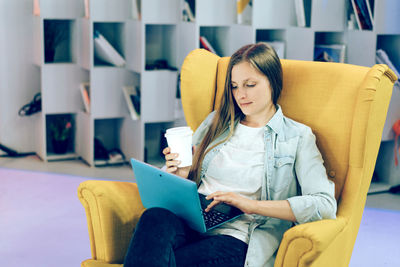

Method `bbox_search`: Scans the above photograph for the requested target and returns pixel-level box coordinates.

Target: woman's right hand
[162,147,191,178]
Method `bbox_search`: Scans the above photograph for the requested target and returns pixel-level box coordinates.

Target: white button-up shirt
[192,105,337,267]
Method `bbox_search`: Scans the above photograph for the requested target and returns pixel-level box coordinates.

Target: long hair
[188,43,283,185]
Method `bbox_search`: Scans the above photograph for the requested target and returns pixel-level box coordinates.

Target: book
[236,0,252,25]
[122,86,141,120]
[314,44,346,63]
[80,82,90,113]
[294,0,306,27]
[355,0,373,30]
[199,36,217,55]
[182,0,195,22]
[350,0,362,30]
[366,0,374,27]
[351,0,373,30]
[84,0,90,18]
[131,0,141,20]
[93,31,126,67]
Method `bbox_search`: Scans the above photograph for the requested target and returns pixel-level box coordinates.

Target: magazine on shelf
[93,31,126,67]
[182,0,195,22]
[265,41,285,59]
[79,82,90,113]
[376,49,400,84]
[236,0,252,25]
[199,36,217,55]
[314,44,346,63]
[122,86,141,120]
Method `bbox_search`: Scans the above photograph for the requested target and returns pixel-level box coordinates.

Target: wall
[0,0,40,153]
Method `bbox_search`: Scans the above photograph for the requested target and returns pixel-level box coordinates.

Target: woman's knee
[137,207,181,231]
[140,207,176,222]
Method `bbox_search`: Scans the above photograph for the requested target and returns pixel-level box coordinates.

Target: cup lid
[166,126,193,135]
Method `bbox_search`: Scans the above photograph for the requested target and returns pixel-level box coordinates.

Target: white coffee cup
[164,126,193,167]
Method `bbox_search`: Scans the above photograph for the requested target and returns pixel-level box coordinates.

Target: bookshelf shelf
[34,0,84,19]
[200,26,231,57]
[89,0,132,22]
[196,0,236,26]
[93,118,126,166]
[142,0,180,24]
[374,0,400,34]
[93,22,126,67]
[144,122,174,166]
[252,0,295,29]
[311,0,346,32]
[44,19,76,64]
[45,113,76,158]
[145,24,178,70]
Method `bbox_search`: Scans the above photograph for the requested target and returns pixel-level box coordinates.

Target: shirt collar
[265,104,284,135]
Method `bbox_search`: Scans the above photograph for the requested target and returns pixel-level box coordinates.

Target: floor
[1,155,400,267]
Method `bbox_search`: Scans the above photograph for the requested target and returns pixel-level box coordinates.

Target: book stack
[349,0,374,30]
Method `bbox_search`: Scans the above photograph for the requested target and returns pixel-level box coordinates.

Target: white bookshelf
[30,0,399,173]
[33,0,88,162]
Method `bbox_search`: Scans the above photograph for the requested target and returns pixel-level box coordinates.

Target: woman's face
[231,61,275,121]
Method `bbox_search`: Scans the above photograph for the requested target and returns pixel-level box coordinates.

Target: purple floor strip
[1,168,399,267]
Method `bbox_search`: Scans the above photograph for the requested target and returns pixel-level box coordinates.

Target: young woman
[124,43,337,267]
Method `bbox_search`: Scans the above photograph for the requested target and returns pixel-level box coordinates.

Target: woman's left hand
[205,191,256,214]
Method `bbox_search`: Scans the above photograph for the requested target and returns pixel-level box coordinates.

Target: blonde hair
[188,43,282,185]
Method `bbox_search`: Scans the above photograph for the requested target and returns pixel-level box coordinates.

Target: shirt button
[266,138,271,142]
[329,170,336,178]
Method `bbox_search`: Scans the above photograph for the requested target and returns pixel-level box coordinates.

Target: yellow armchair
[78,49,396,267]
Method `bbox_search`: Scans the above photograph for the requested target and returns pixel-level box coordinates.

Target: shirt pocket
[271,156,295,193]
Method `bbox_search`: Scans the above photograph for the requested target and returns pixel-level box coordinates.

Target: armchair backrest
[181,48,395,201]
[180,49,396,265]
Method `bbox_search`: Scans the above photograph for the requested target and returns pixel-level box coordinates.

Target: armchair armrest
[274,217,347,267]
[78,180,145,264]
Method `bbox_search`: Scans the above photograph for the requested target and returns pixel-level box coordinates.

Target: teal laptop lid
[130,158,243,233]
[130,158,206,232]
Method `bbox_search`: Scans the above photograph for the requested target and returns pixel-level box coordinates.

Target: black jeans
[124,207,248,267]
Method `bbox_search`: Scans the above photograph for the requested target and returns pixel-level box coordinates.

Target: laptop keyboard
[202,209,232,229]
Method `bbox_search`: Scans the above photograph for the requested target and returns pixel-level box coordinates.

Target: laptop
[130,158,243,233]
